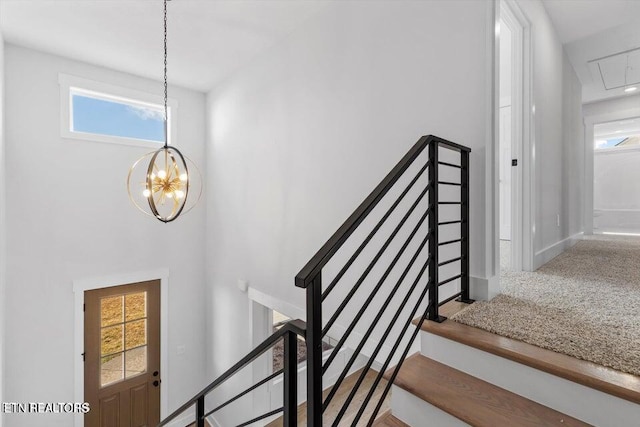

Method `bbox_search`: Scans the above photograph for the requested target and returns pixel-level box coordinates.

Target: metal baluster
[428,141,445,321]
[459,149,474,304]
[306,273,323,426]
[196,395,204,427]
[283,331,298,427]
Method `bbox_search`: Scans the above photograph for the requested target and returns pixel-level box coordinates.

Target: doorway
[84,280,161,427]
[499,16,513,268]
[592,117,640,235]
[497,0,529,274]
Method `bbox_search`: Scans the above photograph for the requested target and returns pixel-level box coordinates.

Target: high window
[59,74,177,148]
[71,89,165,143]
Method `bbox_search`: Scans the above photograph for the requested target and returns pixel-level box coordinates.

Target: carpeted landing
[452,235,640,377]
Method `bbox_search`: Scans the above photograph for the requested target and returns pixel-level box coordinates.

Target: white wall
[594,147,640,233]
[3,45,207,427]
[205,2,491,422]
[583,93,640,118]
[516,0,584,267]
[0,31,6,427]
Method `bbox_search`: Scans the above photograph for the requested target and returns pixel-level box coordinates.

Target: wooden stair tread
[419,312,640,405]
[389,354,591,427]
[438,300,469,318]
[371,410,410,427]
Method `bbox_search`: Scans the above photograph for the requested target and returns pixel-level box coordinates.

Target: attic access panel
[589,47,640,91]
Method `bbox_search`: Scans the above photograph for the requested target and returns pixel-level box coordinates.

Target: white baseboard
[534,232,583,269]
[469,275,499,301]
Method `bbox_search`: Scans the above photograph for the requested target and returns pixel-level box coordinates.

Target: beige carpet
[452,235,640,376]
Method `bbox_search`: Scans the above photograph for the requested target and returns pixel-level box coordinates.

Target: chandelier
[127,0,201,223]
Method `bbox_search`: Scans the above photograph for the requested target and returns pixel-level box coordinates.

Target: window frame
[59,73,178,149]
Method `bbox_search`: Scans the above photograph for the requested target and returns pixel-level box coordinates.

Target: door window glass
[100,292,148,387]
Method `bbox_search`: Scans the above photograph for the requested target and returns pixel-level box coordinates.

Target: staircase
[158,135,640,426]
[393,301,640,427]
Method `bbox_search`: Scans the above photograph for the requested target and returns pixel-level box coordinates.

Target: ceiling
[2,0,639,103]
[589,48,640,91]
[0,0,329,93]
[541,0,640,44]
[542,0,640,103]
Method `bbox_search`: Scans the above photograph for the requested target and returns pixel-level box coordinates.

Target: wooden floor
[421,301,640,405]
[267,368,391,426]
[371,411,409,427]
[391,354,591,427]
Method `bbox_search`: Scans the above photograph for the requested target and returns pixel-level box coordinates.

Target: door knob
[153,380,161,387]
[153,371,159,377]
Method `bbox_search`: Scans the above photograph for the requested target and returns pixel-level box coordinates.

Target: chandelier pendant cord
[163,0,169,149]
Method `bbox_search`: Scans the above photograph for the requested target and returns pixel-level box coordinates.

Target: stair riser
[391,385,468,427]
[421,330,640,427]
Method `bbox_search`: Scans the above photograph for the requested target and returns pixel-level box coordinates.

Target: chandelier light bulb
[157,170,167,179]
[180,173,188,182]
[143,189,151,198]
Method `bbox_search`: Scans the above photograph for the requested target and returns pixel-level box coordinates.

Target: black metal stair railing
[296,135,472,426]
[158,134,471,427]
[158,319,306,427]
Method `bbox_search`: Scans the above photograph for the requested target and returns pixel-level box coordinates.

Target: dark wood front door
[85,280,161,427]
